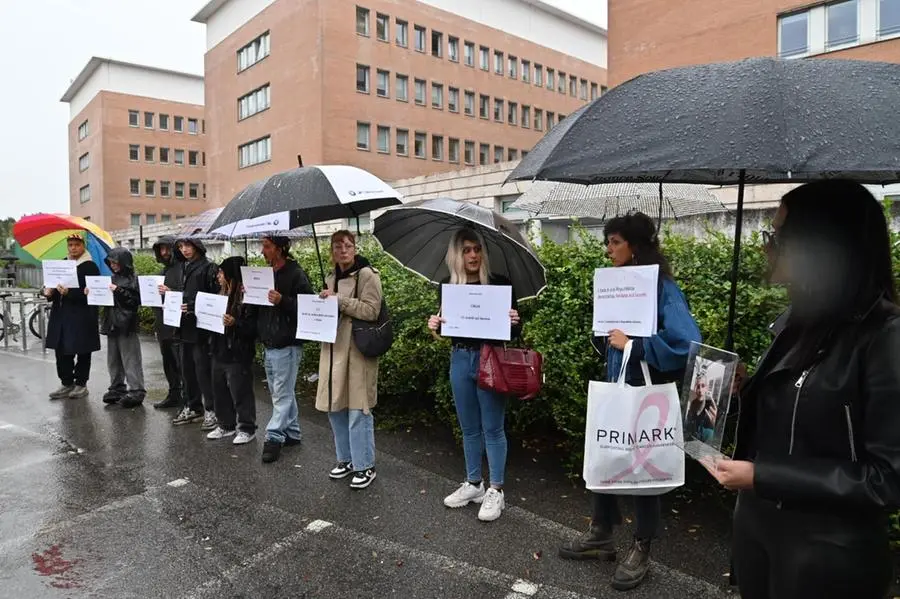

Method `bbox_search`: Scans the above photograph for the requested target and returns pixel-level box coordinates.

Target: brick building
[61,58,209,230]
[608,0,900,86]
[191,0,607,208]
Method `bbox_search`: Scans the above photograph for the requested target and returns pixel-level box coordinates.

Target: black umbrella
[373,198,546,300]
[508,57,900,349]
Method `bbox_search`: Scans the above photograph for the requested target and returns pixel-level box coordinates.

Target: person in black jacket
[704,181,900,599]
[151,236,184,409]
[207,256,258,445]
[254,235,313,464]
[87,247,145,408]
[44,233,101,400]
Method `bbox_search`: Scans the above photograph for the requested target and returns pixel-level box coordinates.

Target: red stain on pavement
[31,544,82,589]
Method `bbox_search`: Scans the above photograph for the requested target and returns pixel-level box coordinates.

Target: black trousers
[591,492,661,540]
[56,350,92,386]
[211,358,256,433]
[181,342,213,413]
[733,491,891,599]
[158,339,183,396]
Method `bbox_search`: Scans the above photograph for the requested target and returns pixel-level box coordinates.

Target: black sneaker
[284,436,302,447]
[102,391,124,405]
[329,462,354,479]
[119,395,145,409]
[262,441,282,463]
[349,468,377,489]
[153,394,181,409]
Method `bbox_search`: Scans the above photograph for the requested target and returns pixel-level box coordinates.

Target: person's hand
[319,289,336,299]
[706,402,718,423]
[83,287,90,295]
[427,315,445,331]
[509,309,520,325]
[43,287,53,298]
[181,303,188,313]
[268,289,282,305]
[223,314,235,327]
[57,284,68,296]
[701,457,754,491]
[109,284,117,292]
[158,284,169,294]
[607,329,629,350]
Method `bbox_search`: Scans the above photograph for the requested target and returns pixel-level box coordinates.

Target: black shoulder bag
[351,268,393,358]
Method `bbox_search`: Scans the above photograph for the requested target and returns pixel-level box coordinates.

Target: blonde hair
[445,228,490,285]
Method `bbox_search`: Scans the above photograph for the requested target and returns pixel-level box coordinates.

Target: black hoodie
[152,235,184,341]
[211,257,257,364]
[176,236,219,344]
[252,259,314,349]
[100,247,140,336]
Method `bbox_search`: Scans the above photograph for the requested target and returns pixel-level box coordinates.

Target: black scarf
[332,255,372,292]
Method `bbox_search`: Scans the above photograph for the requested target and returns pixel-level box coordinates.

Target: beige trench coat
[315,266,382,413]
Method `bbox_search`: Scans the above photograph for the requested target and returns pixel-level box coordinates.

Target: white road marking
[512,578,540,595]
[167,478,190,487]
[305,519,333,533]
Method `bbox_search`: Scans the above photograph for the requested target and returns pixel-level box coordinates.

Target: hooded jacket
[210,256,257,364]
[100,247,140,336]
[176,236,219,344]
[252,259,314,349]
[152,236,184,341]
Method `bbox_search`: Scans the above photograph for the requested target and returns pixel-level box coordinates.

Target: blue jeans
[328,409,375,470]
[264,345,302,443]
[449,347,508,486]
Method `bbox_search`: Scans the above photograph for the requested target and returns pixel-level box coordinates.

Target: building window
[464,91,475,116]
[238,84,271,120]
[522,60,531,82]
[129,145,139,161]
[464,140,475,165]
[508,56,517,78]
[494,51,503,74]
[559,113,567,121]
[464,41,475,66]
[508,148,518,161]
[414,79,426,105]
[414,25,426,52]
[881,0,900,36]
[203,183,207,198]
[189,183,199,199]
[479,94,489,119]
[508,102,518,125]
[376,69,390,97]
[396,128,409,155]
[77,120,89,140]
[356,6,370,36]
[432,135,444,160]
[396,19,408,46]
[356,122,370,150]
[778,12,809,57]
[175,149,185,165]
[430,30,443,57]
[376,12,389,41]
[449,138,460,163]
[146,180,156,196]
[160,147,170,164]
[78,153,90,172]
[130,179,140,196]
[175,182,185,198]
[590,83,599,101]
[145,146,155,162]
[188,118,198,134]
[569,75,577,97]
[396,74,409,101]
[237,31,270,71]
[432,83,443,109]
[79,184,90,204]
[827,0,859,48]
[479,46,489,70]
[161,181,171,197]
[448,36,459,61]
[580,79,588,100]
[522,105,530,128]
[534,64,543,86]
[547,68,555,90]
[414,132,427,158]
[189,150,199,166]
[534,108,543,131]
[558,72,567,94]
[448,87,459,112]
[238,136,271,168]
[494,146,504,163]
[130,214,141,226]
[146,214,156,225]
[547,111,555,128]
[128,110,139,127]
[479,143,489,165]
[494,98,504,122]
[161,214,171,223]
[159,114,169,130]
[377,126,390,153]
[174,116,184,132]
[357,64,370,93]
[145,112,154,128]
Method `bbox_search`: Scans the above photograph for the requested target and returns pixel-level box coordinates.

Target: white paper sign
[163,291,183,328]
[295,294,339,343]
[593,265,659,338]
[85,276,114,306]
[440,284,512,341]
[42,260,79,289]
[139,276,165,307]
[240,266,275,306]
[195,291,228,334]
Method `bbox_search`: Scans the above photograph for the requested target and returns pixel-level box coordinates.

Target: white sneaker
[206,426,235,440]
[200,411,218,431]
[477,488,505,522]
[233,431,256,445]
[443,481,486,508]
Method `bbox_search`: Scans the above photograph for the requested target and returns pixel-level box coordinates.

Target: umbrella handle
[311,222,327,288]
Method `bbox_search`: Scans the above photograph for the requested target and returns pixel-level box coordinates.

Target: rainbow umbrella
[13,213,115,276]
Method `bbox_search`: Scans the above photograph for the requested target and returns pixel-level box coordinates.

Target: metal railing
[1,288,47,354]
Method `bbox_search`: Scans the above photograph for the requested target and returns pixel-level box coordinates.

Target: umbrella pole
[310,222,327,288]
[657,182,664,230]
[724,170,746,352]
[356,216,361,237]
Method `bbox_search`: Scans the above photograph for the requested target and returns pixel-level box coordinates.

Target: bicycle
[0,293,50,343]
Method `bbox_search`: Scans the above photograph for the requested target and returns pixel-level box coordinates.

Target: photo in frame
[679,342,739,462]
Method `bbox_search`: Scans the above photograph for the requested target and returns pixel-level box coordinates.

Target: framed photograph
[679,342,739,462]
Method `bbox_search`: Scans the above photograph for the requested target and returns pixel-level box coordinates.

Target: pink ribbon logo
[608,392,674,482]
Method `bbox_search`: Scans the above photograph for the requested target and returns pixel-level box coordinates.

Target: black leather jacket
[735,298,900,516]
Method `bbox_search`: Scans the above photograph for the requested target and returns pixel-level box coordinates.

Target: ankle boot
[558,524,616,561]
[611,538,651,591]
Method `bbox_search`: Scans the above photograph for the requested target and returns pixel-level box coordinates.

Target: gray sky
[0,0,606,221]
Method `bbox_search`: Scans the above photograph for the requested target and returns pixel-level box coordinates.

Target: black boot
[102,390,124,404]
[558,524,616,561]
[611,538,651,591]
[153,392,181,409]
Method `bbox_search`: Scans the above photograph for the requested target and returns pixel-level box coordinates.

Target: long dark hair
[603,212,672,278]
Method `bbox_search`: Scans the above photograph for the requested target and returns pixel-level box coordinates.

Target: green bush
[132,251,161,334]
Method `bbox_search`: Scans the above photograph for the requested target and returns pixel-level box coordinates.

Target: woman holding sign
[316,230,384,490]
[558,212,700,591]
[427,228,521,523]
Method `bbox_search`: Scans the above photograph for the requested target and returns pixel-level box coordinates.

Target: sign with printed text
[295,294,339,343]
[440,284,512,341]
[593,265,659,338]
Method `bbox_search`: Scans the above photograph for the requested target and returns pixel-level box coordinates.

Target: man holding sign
[44,233,101,400]
[149,236,184,409]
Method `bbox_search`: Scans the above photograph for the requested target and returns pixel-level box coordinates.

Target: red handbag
[478,344,543,400]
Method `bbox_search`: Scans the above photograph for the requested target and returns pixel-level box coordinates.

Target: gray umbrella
[373,198,546,300]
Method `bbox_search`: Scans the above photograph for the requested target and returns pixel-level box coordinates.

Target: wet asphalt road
[0,337,730,599]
